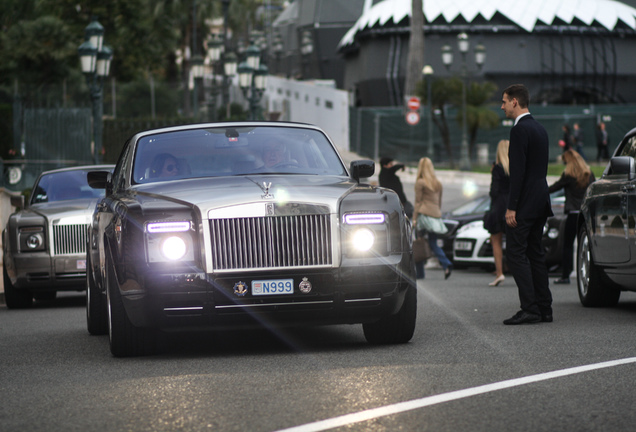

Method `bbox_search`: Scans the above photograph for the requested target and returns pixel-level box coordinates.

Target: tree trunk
[404,0,425,99]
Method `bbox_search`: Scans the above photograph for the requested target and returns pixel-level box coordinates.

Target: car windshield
[31,169,107,204]
[132,126,347,183]
[449,196,490,216]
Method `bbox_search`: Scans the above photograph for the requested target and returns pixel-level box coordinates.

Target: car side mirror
[10,194,24,209]
[87,171,110,189]
[350,160,375,183]
[609,156,636,180]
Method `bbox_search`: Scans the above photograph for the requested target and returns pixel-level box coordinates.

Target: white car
[452,220,501,269]
[452,192,566,270]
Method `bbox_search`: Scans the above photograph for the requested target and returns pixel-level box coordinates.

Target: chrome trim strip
[215,300,333,309]
[344,298,382,303]
[164,307,204,311]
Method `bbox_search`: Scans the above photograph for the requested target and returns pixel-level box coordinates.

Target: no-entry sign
[407,96,421,111]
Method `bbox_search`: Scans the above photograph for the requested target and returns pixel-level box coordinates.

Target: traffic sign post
[405,111,420,125]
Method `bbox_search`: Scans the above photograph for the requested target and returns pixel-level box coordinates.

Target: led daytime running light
[344,213,385,225]
[147,221,190,233]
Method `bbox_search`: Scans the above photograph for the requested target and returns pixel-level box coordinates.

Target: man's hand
[506,209,517,228]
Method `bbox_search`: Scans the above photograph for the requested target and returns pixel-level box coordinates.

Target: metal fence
[350,105,636,167]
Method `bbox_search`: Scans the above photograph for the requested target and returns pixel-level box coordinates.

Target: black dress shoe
[541,314,553,323]
[503,310,541,325]
[553,277,570,284]
[444,267,452,280]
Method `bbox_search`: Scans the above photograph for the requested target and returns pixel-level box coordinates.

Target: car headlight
[351,228,375,252]
[146,221,194,263]
[19,226,46,252]
[26,233,44,249]
[343,212,388,256]
[161,236,188,260]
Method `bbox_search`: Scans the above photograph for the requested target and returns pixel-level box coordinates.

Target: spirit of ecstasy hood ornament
[260,181,274,199]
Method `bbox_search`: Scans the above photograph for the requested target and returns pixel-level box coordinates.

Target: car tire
[363,283,417,344]
[576,225,620,307]
[86,253,108,335]
[3,261,33,309]
[106,253,156,357]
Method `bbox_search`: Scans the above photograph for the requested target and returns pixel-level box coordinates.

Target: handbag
[412,235,432,263]
[417,214,448,235]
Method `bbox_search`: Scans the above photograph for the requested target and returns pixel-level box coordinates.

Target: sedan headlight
[351,227,375,252]
[343,212,388,256]
[19,226,46,252]
[146,221,195,263]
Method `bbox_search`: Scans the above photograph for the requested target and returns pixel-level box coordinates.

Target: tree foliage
[416,76,500,168]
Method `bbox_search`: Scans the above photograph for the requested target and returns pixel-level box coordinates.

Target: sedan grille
[53,224,88,255]
[210,215,332,270]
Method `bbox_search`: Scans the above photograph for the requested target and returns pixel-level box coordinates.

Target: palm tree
[404,0,424,99]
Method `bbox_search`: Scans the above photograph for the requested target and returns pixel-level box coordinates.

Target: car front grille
[209,215,332,270]
[53,224,88,255]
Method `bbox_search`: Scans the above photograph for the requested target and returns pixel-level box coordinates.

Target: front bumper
[119,263,411,330]
[9,252,87,291]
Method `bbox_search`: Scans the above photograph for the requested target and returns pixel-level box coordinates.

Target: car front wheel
[363,283,417,344]
[106,254,156,357]
[577,225,620,307]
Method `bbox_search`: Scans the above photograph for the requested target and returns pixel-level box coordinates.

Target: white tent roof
[339,0,636,47]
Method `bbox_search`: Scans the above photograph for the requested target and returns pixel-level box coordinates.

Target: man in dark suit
[501,84,554,325]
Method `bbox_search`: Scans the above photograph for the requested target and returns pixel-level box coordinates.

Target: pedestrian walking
[483,139,510,287]
[500,84,554,325]
[413,157,452,280]
[548,149,596,284]
[595,122,610,162]
[379,156,413,216]
[559,124,573,153]
[572,123,587,160]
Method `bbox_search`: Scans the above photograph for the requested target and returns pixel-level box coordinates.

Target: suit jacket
[414,178,442,219]
[507,114,553,219]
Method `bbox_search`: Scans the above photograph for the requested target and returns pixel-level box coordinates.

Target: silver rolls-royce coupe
[86,122,417,356]
[3,165,114,308]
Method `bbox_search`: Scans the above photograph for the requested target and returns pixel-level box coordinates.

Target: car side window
[619,136,636,159]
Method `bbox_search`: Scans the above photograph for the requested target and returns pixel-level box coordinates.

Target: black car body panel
[577,127,636,305]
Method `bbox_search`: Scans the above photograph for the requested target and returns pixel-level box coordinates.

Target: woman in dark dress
[548,149,596,284]
[484,140,510,286]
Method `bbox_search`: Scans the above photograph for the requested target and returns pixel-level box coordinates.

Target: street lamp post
[205,34,237,121]
[441,33,486,170]
[191,54,205,119]
[422,65,434,160]
[78,17,113,164]
[238,45,268,120]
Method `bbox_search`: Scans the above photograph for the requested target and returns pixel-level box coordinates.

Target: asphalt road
[2,171,634,431]
[2,267,636,432]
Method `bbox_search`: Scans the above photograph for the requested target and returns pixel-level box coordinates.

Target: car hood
[132,175,360,216]
[27,199,100,222]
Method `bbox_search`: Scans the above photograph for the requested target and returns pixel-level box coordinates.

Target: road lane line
[274,357,636,432]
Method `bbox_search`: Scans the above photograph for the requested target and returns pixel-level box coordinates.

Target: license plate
[252,279,294,296]
[76,259,86,270]
[454,241,472,251]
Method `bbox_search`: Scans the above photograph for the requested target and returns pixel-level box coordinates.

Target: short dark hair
[502,84,530,108]
[380,156,393,167]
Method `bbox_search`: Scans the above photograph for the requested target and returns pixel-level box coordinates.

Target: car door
[592,133,636,266]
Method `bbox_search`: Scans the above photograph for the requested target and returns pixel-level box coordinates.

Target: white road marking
[274,357,636,432]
